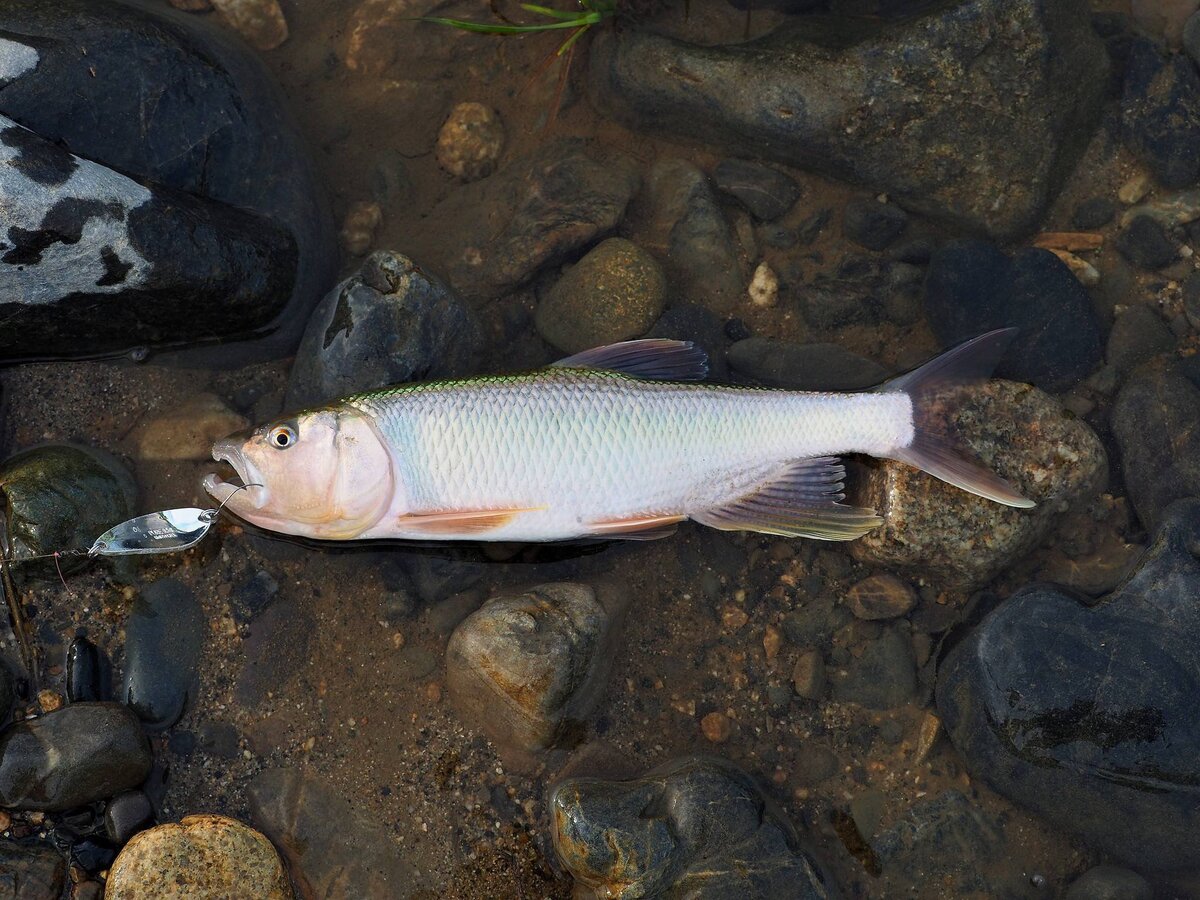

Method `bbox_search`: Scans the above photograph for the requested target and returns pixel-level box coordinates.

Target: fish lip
[203,440,266,510]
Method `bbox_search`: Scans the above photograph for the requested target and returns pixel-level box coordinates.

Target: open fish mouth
[202,440,266,509]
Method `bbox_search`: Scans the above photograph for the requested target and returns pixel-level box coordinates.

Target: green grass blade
[418,16,588,34]
[519,3,584,20]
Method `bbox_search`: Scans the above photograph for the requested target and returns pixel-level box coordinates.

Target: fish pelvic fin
[693,457,882,541]
[395,507,543,535]
[585,514,686,541]
[876,328,1035,509]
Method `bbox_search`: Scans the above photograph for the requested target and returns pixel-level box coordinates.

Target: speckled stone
[436,102,505,182]
[106,815,291,899]
[851,380,1107,590]
[535,238,666,354]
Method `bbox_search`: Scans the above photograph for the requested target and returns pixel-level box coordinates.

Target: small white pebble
[748,262,779,307]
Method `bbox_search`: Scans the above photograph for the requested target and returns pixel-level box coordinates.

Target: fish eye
[268,424,297,449]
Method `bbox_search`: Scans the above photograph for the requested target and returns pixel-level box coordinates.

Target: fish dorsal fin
[692,457,882,541]
[551,340,709,381]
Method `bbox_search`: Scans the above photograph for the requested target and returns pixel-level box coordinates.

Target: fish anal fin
[586,514,686,541]
[552,340,709,381]
[693,457,882,541]
[396,508,540,535]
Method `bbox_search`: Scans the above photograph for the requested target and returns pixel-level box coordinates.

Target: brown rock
[106,815,291,899]
[436,102,505,182]
[339,201,382,257]
[132,394,248,462]
[210,0,287,50]
[700,711,732,743]
[792,650,827,700]
[845,574,917,621]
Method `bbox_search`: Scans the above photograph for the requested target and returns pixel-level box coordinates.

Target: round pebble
[700,711,732,743]
[436,102,505,182]
[845,574,918,620]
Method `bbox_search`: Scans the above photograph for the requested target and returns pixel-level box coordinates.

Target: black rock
[588,0,1108,239]
[121,578,203,730]
[648,303,730,380]
[550,756,835,898]
[1065,865,1153,900]
[228,570,280,625]
[65,637,111,704]
[0,658,15,724]
[728,338,889,390]
[104,790,153,846]
[0,0,334,363]
[0,840,66,898]
[1072,196,1117,230]
[937,499,1200,872]
[1111,356,1200,531]
[923,240,1104,391]
[1106,306,1173,375]
[70,839,116,875]
[0,703,151,811]
[713,159,802,221]
[198,722,241,760]
[286,250,482,408]
[842,198,908,251]
[1122,38,1200,189]
[1114,215,1179,270]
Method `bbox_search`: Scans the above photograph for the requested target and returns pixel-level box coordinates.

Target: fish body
[203,334,1033,542]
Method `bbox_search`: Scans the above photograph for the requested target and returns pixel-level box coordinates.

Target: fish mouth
[202,440,266,510]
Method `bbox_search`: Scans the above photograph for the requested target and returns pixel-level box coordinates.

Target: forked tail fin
[876,329,1035,508]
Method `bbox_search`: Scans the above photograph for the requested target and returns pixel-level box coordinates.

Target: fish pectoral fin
[692,457,882,541]
[395,507,541,535]
[551,340,709,381]
[585,514,687,541]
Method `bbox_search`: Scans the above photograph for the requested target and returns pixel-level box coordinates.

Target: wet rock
[852,380,1107,590]
[0,659,14,723]
[700,711,733,743]
[210,0,288,51]
[249,768,415,897]
[121,579,203,731]
[423,139,638,301]
[1112,355,1200,531]
[339,200,381,257]
[1065,865,1153,900]
[229,569,279,625]
[747,262,779,309]
[425,590,484,637]
[551,755,834,898]
[938,499,1200,872]
[635,158,743,314]
[535,238,666,353]
[713,159,801,221]
[132,394,248,462]
[286,250,482,408]
[1116,214,1180,272]
[845,574,916,621]
[923,241,1104,391]
[647,303,729,380]
[1072,196,1117,230]
[436,102,504,182]
[0,0,334,363]
[1132,0,1200,47]
[446,582,629,757]
[0,840,66,898]
[107,814,290,899]
[782,596,852,649]
[235,598,312,707]
[66,636,110,703]
[1122,38,1200,189]
[1187,12,1200,67]
[830,624,915,709]
[1107,306,1173,375]
[589,0,1106,240]
[728,338,889,390]
[0,703,151,810]
[0,444,136,573]
[842,198,908,251]
[105,791,154,846]
[792,650,826,700]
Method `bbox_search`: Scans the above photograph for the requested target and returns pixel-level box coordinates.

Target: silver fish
[203,330,1032,542]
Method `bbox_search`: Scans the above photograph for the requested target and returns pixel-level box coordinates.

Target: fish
[202,329,1034,543]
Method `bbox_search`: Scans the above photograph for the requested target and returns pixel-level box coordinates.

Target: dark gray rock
[0,703,151,810]
[1064,865,1153,900]
[66,636,111,703]
[286,250,482,408]
[197,721,241,759]
[648,304,729,380]
[635,158,743,314]
[830,624,915,709]
[937,499,1200,872]
[228,569,279,624]
[121,578,203,731]
[0,0,334,364]
[728,339,889,390]
[842,198,908,251]
[0,444,136,575]
[713,159,802,221]
[1112,355,1200,531]
[104,790,153,845]
[1186,11,1200,69]
[551,755,835,898]
[249,768,416,898]
[1115,215,1179,270]
[0,841,66,899]
[588,0,1107,239]
[923,241,1104,391]
[1106,306,1173,374]
[781,596,852,649]
[1122,38,1200,189]
[1072,196,1117,230]
[422,139,639,301]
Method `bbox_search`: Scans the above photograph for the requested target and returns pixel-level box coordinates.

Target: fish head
[202,406,395,539]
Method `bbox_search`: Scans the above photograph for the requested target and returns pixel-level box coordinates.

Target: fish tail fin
[876,328,1035,509]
